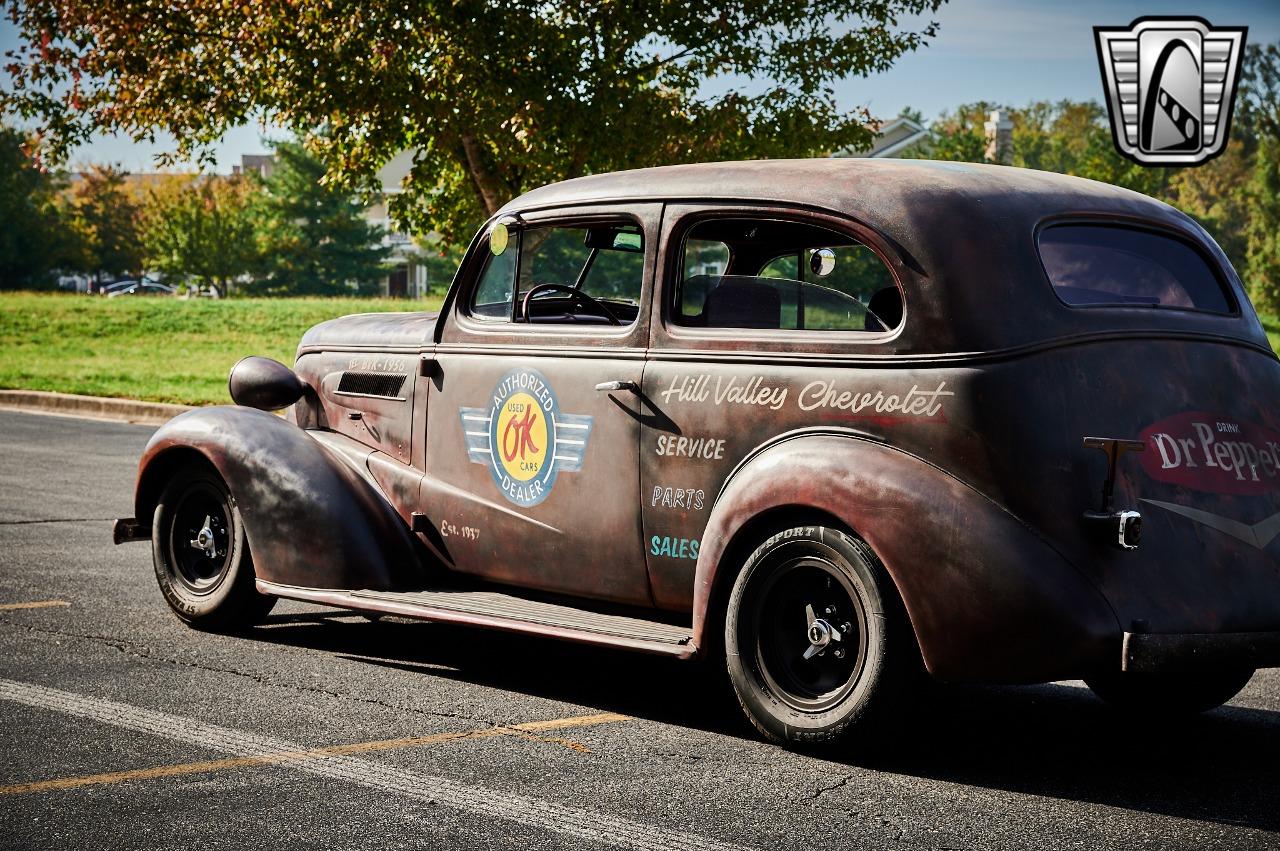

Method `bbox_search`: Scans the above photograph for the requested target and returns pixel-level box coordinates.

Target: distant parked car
[106,282,176,298]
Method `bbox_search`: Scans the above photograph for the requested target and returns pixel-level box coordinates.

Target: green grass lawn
[1263,313,1280,355]
[1,292,1277,406]
[0,292,444,406]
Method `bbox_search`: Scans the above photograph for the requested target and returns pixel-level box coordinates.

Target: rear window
[1038,224,1232,314]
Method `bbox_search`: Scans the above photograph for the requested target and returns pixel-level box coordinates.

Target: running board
[257,580,697,659]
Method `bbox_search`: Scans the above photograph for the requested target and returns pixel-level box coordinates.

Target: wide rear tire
[724,525,914,749]
[151,467,276,630]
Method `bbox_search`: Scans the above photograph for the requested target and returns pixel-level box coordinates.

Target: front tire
[151,466,276,630]
[1085,668,1254,715]
[724,525,913,748]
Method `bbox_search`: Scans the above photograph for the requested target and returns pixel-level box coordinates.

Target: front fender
[135,406,421,591]
[693,434,1121,683]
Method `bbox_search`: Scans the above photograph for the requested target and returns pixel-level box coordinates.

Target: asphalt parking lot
[1,407,1278,850]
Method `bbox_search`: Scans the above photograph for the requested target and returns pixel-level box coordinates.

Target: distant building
[232,154,276,180]
[834,116,931,159]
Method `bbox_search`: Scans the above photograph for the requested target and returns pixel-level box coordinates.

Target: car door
[640,205,907,611]
[421,203,660,606]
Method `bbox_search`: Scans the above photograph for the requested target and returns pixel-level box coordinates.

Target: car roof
[498,159,1260,354]
[500,158,1172,222]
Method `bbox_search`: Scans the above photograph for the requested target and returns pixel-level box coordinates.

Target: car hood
[297,311,437,353]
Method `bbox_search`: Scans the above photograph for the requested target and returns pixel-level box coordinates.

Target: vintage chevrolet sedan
[114,159,1280,746]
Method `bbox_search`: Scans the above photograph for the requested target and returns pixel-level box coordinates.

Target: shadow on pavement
[247,612,1280,833]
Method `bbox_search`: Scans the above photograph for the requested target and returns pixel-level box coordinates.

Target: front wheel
[1085,668,1254,715]
[724,525,914,748]
[151,466,276,630]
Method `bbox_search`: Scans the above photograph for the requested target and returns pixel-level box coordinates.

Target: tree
[0,124,74,289]
[1237,43,1280,147]
[2,1,944,242]
[65,164,144,289]
[142,173,260,297]
[251,141,390,296]
[1244,132,1280,314]
[1165,139,1252,264]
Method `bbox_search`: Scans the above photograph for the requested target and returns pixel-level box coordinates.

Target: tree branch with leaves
[2,0,943,242]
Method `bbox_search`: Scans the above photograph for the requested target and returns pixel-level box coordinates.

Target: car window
[1038,224,1232,314]
[468,222,645,325]
[470,244,518,320]
[674,219,900,332]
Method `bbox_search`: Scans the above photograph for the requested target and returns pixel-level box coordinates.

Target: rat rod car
[115,159,1280,746]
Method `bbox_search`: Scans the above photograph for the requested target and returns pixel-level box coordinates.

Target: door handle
[594,380,639,393]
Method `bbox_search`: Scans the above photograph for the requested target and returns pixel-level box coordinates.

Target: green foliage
[922,100,1174,197]
[142,173,260,297]
[0,125,74,289]
[1245,133,1280,313]
[1237,43,1280,146]
[2,0,944,242]
[0,292,440,405]
[64,164,145,287]
[249,141,391,296]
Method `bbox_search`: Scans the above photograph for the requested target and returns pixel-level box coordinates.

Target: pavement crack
[0,619,503,729]
[804,772,855,801]
[0,517,115,526]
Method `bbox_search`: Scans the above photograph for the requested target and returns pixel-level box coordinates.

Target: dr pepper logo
[1140,412,1280,495]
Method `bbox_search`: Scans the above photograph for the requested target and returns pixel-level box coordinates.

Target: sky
[1,0,1277,173]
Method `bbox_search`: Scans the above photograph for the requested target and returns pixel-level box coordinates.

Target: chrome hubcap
[802,604,846,660]
[189,516,217,559]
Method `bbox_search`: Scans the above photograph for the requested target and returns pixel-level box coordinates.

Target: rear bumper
[1123,630,1280,673]
[112,517,150,545]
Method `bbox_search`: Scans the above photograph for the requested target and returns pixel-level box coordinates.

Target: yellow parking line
[0,711,629,796]
[0,600,70,611]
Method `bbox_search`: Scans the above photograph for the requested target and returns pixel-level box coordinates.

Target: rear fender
[693,433,1121,683]
[135,406,421,590]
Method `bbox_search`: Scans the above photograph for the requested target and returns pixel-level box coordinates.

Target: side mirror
[809,248,836,277]
[228,356,306,411]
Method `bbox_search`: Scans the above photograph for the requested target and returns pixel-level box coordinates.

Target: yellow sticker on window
[490,222,509,256]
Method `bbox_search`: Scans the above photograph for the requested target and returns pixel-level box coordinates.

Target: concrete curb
[0,390,196,426]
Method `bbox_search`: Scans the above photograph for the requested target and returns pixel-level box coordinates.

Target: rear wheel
[151,467,275,630]
[1085,668,1254,715]
[724,525,913,748]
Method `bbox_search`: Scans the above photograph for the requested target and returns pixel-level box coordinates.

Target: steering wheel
[520,283,621,326]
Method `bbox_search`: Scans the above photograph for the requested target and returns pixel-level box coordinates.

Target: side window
[470,245,517,320]
[468,221,645,326]
[679,238,729,319]
[674,218,901,333]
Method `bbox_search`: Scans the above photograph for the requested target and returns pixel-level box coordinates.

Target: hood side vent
[336,371,407,399]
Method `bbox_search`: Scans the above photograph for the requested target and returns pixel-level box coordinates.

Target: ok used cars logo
[1139,411,1280,495]
[460,368,594,507]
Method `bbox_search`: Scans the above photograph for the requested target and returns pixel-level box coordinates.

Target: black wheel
[1085,668,1254,715]
[151,466,275,630]
[724,525,914,748]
